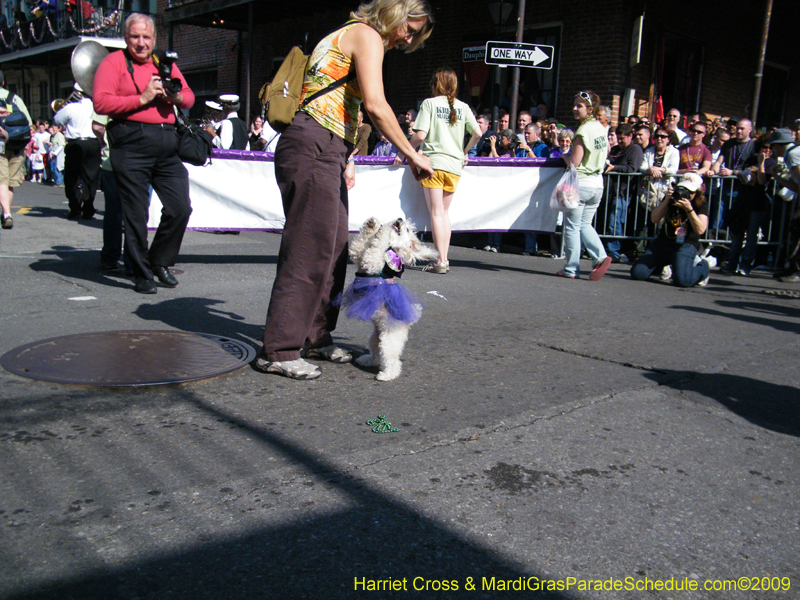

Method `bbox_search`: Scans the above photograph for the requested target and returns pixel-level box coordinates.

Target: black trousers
[108,121,192,281]
[64,138,102,215]
[262,113,351,362]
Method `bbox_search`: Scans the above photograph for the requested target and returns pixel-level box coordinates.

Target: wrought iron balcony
[0,7,127,55]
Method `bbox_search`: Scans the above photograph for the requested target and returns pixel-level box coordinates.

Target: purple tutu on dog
[338,275,424,325]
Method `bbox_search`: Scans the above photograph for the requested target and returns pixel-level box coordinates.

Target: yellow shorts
[0,153,25,188]
[420,169,460,193]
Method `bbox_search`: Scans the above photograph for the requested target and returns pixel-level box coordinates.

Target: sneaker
[736,267,750,277]
[1,215,12,229]
[254,356,321,380]
[696,275,710,287]
[705,255,718,269]
[589,256,612,281]
[422,261,449,274]
[301,344,352,364]
[779,273,800,284]
[660,265,673,282]
[618,254,630,264]
[482,245,492,252]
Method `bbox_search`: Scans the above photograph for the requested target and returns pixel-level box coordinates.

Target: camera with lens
[671,181,693,203]
[153,49,183,95]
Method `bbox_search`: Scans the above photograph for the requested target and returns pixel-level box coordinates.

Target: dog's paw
[376,363,401,381]
[356,353,377,367]
[361,217,381,234]
[376,370,399,381]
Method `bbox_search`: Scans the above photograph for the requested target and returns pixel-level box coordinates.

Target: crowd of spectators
[16,75,800,287]
[238,96,793,281]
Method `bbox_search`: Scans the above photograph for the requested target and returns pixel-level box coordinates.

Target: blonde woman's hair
[351,0,434,53]
[430,68,458,126]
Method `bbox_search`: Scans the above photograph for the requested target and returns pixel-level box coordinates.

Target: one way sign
[484,41,554,69]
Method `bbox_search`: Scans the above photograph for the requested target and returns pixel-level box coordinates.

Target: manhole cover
[1,331,256,387]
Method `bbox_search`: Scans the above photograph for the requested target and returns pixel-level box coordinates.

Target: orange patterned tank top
[301,22,363,144]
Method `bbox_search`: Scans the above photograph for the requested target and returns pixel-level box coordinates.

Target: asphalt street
[0,181,798,599]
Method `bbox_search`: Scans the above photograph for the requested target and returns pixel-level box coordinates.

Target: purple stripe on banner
[210,149,566,168]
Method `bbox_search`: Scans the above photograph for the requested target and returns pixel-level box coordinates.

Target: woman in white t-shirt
[398,68,481,273]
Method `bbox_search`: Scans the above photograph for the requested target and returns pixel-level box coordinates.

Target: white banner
[149,154,564,233]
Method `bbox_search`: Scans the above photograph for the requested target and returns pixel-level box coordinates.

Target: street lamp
[487,0,514,131]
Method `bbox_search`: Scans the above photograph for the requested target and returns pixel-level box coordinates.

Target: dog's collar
[384,249,404,274]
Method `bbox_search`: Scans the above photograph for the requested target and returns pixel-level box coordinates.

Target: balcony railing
[0,8,128,55]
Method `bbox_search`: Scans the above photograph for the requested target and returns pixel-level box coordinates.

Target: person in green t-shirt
[398,68,480,273]
[558,90,612,281]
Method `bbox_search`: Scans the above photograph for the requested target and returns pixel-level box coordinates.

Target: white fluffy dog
[339,217,438,381]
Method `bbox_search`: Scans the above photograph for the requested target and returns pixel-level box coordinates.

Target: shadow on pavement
[5,388,572,600]
[134,297,261,344]
[670,298,800,335]
[28,246,132,291]
[643,369,800,437]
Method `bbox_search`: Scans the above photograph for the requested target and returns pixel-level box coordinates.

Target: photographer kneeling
[630,173,714,287]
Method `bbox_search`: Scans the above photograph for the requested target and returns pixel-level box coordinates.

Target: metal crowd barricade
[592,171,798,266]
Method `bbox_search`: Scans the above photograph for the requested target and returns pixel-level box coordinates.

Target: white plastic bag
[550,165,581,212]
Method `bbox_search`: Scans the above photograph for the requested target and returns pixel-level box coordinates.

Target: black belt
[109,120,177,131]
[67,137,98,141]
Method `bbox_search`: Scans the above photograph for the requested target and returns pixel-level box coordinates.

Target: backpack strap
[299,72,357,109]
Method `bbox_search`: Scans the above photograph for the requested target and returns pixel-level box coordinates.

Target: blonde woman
[398,68,481,273]
[257,0,436,380]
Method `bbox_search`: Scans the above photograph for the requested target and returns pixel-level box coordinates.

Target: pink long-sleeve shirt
[93,50,194,123]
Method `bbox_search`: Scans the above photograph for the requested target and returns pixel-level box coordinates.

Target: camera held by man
[152,49,182,96]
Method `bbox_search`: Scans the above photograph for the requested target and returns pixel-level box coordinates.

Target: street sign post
[484,41,554,69]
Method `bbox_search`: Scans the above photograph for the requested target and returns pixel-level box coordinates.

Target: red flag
[654,96,665,123]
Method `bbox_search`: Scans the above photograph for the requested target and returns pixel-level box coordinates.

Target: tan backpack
[265,25,358,132]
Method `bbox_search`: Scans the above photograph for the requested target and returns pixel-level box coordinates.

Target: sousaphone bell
[70,40,109,98]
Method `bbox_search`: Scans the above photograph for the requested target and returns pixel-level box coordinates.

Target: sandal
[254,356,321,380]
[422,261,449,274]
[589,256,612,281]
[301,344,352,363]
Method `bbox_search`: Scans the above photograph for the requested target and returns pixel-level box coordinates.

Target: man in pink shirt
[94,13,195,294]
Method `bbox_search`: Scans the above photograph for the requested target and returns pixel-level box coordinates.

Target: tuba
[70,40,109,97]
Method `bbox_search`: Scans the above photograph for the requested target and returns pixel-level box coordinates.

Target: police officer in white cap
[54,81,102,219]
[217,94,248,150]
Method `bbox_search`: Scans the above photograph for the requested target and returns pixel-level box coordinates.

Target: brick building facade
[162,0,797,130]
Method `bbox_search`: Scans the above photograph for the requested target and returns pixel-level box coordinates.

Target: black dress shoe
[152,266,179,287]
[99,261,124,274]
[67,210,80,220]
[134,278,157,294]
[81,208,96,220]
